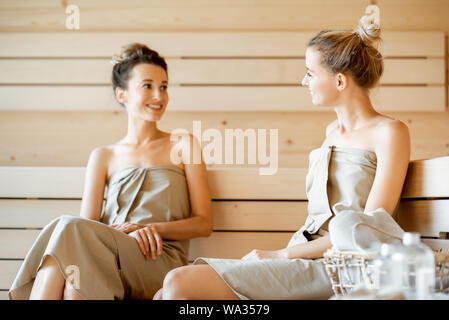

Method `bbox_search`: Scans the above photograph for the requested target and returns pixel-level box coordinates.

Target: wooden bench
[1,157,449,300]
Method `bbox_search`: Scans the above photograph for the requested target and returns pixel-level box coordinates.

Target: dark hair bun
[111,43,154,66]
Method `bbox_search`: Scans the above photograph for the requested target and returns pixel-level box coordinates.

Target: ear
[335,73,348,92]
[115,87,127,105]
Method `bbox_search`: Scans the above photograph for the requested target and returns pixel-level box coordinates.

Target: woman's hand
[111,222,144,234]
[128,225,163,261]
[241,248,288,261]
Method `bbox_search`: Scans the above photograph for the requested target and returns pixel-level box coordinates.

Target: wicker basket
[323,247,449,297]
[435,250,449,294]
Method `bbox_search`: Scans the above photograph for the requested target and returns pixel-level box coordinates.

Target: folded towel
[329,208,404,252]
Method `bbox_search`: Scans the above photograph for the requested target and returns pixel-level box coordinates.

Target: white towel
[329,208,404,252]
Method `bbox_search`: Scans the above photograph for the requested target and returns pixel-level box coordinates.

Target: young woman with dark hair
[9,43,213,300]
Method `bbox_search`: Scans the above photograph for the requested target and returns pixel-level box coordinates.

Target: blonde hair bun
[354,14,381,48]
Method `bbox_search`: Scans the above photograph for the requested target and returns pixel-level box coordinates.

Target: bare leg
[29,255,65,300]
[162,265,240,300]
[63,284,83,300]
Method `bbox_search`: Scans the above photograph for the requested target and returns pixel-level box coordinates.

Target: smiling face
[116,63,169,122]
[301,47,341,107]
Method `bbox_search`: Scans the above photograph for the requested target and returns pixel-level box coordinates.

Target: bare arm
[281,235,331,259]
[283,121,410,260]
[243,234,332,260]
[79,147,109,221]
[150,134,213,240]
[364,120,410,214]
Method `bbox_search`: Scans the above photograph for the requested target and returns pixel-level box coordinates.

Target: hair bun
[111,43,149,66]
[354,14,381,47]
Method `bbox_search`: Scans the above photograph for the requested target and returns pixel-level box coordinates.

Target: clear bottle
[373,243,404,298]
[393,232,435,300]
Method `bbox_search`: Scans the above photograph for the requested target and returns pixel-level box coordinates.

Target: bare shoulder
[374,117,410,139]
[167,131,202,167]
[89,145,113,161]
[373,117,410,156]
[86,145,113,171]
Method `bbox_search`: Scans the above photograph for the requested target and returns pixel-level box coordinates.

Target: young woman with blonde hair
[156,14,410,300]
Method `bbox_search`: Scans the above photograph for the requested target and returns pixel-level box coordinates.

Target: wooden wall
[0,0,448,168]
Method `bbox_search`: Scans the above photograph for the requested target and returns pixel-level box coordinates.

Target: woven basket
[435,250,449,293]
[323,247,449,297]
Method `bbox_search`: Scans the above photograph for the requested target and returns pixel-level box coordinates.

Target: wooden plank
[0,86,445,111]
[0,260,21,292]
[0,86,123,111]
[368,86,445,112]
[0,166,85,199]
[189,231,293,260]
[0,229,41,259]
[0,32,444,58]
[397,200,449,238]
[401,156,449,198]
[0,200,80,228]
[1,159,448,201]
[422,239,449,250]
[0,167,308,200]
[211,201,306,231]
[0,290,10,300]
[0,58,444,85]
[382,59,445,85]
[2,198,448,237]
[0,199,307,230]
[0,32,314,58]
[0,229,293,260]
[1,1,449,33]
[381,32,445,58]
[208,168,307,200]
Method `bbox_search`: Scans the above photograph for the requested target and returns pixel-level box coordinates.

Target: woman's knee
[56,215,92,234]
[162,266,197,300]
[152,287,163,300]
[57,215,82,228]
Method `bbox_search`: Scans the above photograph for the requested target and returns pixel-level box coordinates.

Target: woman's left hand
[241,249,288,260]
[111,222,144,234]
[129,225,163,261]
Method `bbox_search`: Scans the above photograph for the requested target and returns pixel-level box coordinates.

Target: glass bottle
[393,232,435,300]
[373,243,403,298]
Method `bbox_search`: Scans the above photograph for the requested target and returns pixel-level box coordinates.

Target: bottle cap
[403,232,420,245]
